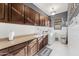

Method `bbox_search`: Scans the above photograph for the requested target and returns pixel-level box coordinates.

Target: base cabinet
[42,35,48,47]
[9,48,25,56]
[27,39,38,56]
[38,38,43,51]
[0,48,8,56]
[8,42,27,56]
[0,35,48,56]
[38,35,48,51]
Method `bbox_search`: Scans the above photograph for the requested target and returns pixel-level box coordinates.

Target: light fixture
[50,8,56,15]
[51,11,56,15]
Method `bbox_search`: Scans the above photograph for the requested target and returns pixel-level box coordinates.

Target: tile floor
[46,41,69,56]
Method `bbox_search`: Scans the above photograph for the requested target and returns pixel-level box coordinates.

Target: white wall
[68,25,79,55]
[68,13,79,55]
[0,23,50,38]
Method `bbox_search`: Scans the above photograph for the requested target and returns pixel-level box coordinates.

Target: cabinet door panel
[34,12,40,26]
[0,4,5,22]
[9,48,25,56]
[27,39,38,56]
[12,3,24,15]
[9,42,26,53]
[0,48,8,56]
[24,5,29,19]
[40,16,45,26]
[28,43,38,56]
[29,8,35,21]
[24,6,35,25]
[11,3,24,24]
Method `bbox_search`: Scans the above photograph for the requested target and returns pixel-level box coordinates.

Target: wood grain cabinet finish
[37,39,43,51]
[8,42,27,56]
[8,42,26,52]
[0,3,50,26]
[0,35,48,56]
[34,12,40,26]
[9,48,25,56]
[27,39,38,56]
[0,3,5,20]
[24,6,34,25]
[0,3,9,22]
[42,35,48,47]
[38,35,48,51]
[0,48,9,56]
[11,3,24,24]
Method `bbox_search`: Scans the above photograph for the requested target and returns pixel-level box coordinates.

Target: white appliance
[48,28,55,45]
[9,31,15,41]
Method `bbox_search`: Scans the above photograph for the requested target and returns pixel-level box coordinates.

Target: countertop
[0,32,48,50]
[0,34,37,50]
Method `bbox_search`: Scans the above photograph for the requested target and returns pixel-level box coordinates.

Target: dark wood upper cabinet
[24,5,29,19]
[0,4,7,22]
[12,3,24,16]
[0,3,50,27]
[40,15,45,26]
[29,8,35,21]
[11,3,24,24]
[24,5,34,25]
[34,12,40,26]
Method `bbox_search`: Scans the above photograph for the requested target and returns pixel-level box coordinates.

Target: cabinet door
[11,3,24,24]
[9,48,25,56]
[24,5,33,25]
[40,15,45,26]
[0,48,8,56]
[8,42,27,56]
[43,35,48,46]
[34,12,40,26]
[29,8,35,22]
[27,39,38,56]
[24,5,29,18]
[0,3,5,22]
[28,43,38,56]
[45,16,51,27]
[40,15,43,26]
[24,6,35,25]
[38,39,43,51]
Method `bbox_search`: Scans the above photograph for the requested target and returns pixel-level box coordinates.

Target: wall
[0,23,50,38]
[24,3,48,16]
[68,3,79,25]
[68,12,79,55]
[51,11,67,27]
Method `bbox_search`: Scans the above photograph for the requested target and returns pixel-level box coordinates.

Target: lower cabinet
[8,42,27,56]
[0,35,48,56]
[9,48,25,56]
[0,48,9,56]
[27,39,38,56]
[42,35,48,47]
[38,38,43,51]
[38,35,48,51]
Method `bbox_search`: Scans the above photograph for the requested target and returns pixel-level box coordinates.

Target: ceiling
[33,3,68,16]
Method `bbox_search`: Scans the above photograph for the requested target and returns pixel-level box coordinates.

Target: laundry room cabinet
[0,3,51,27]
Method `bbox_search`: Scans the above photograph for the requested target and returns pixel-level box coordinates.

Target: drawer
[28,39,37,48]
[0,48,8,56]
[9,42,26,52]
